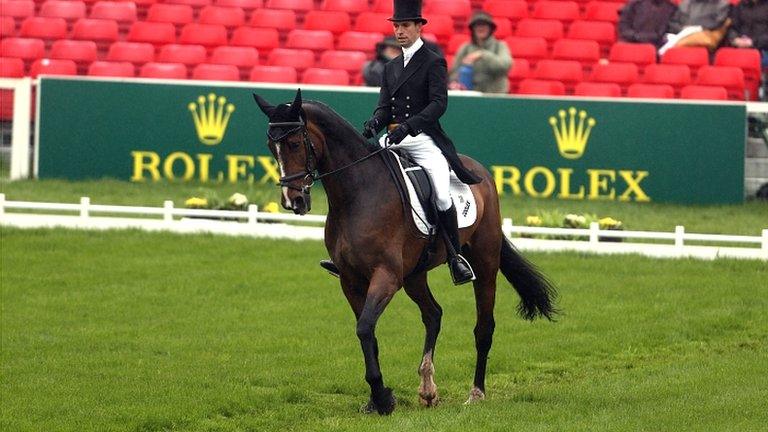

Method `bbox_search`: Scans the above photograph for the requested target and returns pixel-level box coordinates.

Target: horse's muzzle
[283,191,311,215]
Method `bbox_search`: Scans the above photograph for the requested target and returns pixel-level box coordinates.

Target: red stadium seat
[286,30,335,51]
[0,57,25,77]
[493,17,512,39]
[179,23,228,48]
[354,12,393,34]
[72,19,119,43]
[609,42,657,70]
[87,60,135,77]
[29,58,77,77]
[661,47,709,74]
[507,57,530,92]
[680,85,728,100]
[107,41,155,64]
[0,0,35,19]
[249,8,296,31]
[532,1,580,23]
[158,44,207,66]
[303,11,351,34]
[210,45,259,68]
[371,0,393,13]
[552,39,600,70]
[166,0,212,7]
[517,78,566,95]
[0,17,15,37]
[0,38,44,60]
[584,1,622,23]
[483,0,528,22]
[323,0,368,14]
[192,63,240,80]
[319,50,367,74]
[50,40,97,64]
[146,4,195,26]
[589,62,639,88]
[448,34,470,55]
[422,14,454,42]
[505,36,548,64]
[267,48,315,71]
[425,0,471,19]
[216,0,262,9]
[627,83,674,98]
[302,67,350,85]
[515,19,564,43]
[574,82,621,97]
[90,2,137,24]
[230,27,280,52]
[265,0,314,11]
[140,62,188,79]
[642,64,691,91]
[40,0,86,20]
[132,0,160,7]
[533,60,584,90]
[695,65,745,100]
[20,17,67,40]
[714,47,762,99]
[249,65,298,83]
[128,21,176,45]
[337,31,383,54]
[199,5,245,27]
[567,20,616,52]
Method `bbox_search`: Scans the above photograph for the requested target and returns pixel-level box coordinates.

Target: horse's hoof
[464,387,485,405]
[419,392,439,407]
[360,387,396,415]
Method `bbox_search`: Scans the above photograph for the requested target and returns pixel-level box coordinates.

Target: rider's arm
[404,56,448,135]
[370,62,393,132]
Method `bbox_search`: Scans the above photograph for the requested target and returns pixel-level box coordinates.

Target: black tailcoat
[371,42,482,184]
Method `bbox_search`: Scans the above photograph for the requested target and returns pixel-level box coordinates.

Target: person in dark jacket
[727,0,768,53]
[363,36,402,87]
[618,0,677,47]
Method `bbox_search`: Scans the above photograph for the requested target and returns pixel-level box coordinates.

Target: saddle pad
[389,150,478,236]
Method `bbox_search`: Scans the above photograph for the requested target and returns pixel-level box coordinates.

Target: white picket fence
[1,194,766,261]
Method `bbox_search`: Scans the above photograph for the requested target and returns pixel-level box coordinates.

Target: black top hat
[388,0,428,24]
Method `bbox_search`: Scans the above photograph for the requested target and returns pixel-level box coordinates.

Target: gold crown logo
[188,93,235,146]
[548,107,596,159]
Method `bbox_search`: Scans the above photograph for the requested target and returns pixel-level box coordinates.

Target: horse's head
[253,89,322,215]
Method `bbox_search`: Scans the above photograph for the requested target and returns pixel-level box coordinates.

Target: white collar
[402,38,424,60]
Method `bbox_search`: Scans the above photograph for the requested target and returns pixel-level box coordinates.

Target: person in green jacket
[449,11,513,94]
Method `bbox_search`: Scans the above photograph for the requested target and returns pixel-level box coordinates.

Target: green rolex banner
[36,77,746,204]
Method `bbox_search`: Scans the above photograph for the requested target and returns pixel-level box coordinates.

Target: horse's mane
[303,100,380,153]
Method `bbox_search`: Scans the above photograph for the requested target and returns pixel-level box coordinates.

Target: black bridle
[268,119,389,194]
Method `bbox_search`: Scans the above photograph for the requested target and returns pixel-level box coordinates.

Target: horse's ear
[252,93,275,117]
[289,88,302,118]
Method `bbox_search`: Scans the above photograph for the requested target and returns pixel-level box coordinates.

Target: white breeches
[380,133,453,211]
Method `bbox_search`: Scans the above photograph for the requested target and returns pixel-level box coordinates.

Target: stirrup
[448,254,476,285]
[319,259,340,278]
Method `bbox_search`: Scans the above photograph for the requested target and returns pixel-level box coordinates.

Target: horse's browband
[269,121,304,127]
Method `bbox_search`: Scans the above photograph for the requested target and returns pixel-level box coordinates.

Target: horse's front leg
[403,272,443,407]
[356,268,399,415]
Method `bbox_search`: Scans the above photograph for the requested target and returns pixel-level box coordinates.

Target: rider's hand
[387,123,410,144]
[362,118,380,139]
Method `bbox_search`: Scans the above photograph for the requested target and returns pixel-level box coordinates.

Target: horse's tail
[499,237,558,321]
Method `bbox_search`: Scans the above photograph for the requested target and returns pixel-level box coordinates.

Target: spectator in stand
[727,0,768,66]
[363,36,402,86]
[660,0,731,53]
[618,0,677,48]
[448,11,512,93]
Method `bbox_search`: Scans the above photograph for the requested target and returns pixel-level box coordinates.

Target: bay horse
[253,89,557,415]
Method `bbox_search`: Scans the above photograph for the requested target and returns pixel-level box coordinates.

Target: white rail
[1,195,766,261]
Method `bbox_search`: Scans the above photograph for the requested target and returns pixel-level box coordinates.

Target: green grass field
[2,178,767,235]
[2,228,766,431]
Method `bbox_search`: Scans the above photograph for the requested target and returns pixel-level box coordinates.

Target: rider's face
[392,21,422,48]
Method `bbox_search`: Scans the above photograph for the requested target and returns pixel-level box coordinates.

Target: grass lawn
[2,228,766,431]
[1,178,767,235]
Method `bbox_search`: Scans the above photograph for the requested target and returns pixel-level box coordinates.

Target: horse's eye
[288,141,300,151]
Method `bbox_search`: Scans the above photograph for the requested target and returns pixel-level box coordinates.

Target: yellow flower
[263,202,280,213]
[228,193,248,207]
[599,217,623,229]
[526,215,542,226]
[185,197,208,208]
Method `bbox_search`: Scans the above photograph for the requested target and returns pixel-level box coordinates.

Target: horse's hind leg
[403,272,443,407]
[464,231,500,404]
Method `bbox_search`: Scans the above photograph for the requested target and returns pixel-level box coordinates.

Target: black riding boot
[320,259,340,277]
[437,204,475,285]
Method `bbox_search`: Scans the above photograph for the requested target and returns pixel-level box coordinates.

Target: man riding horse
[321,0,483,285]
